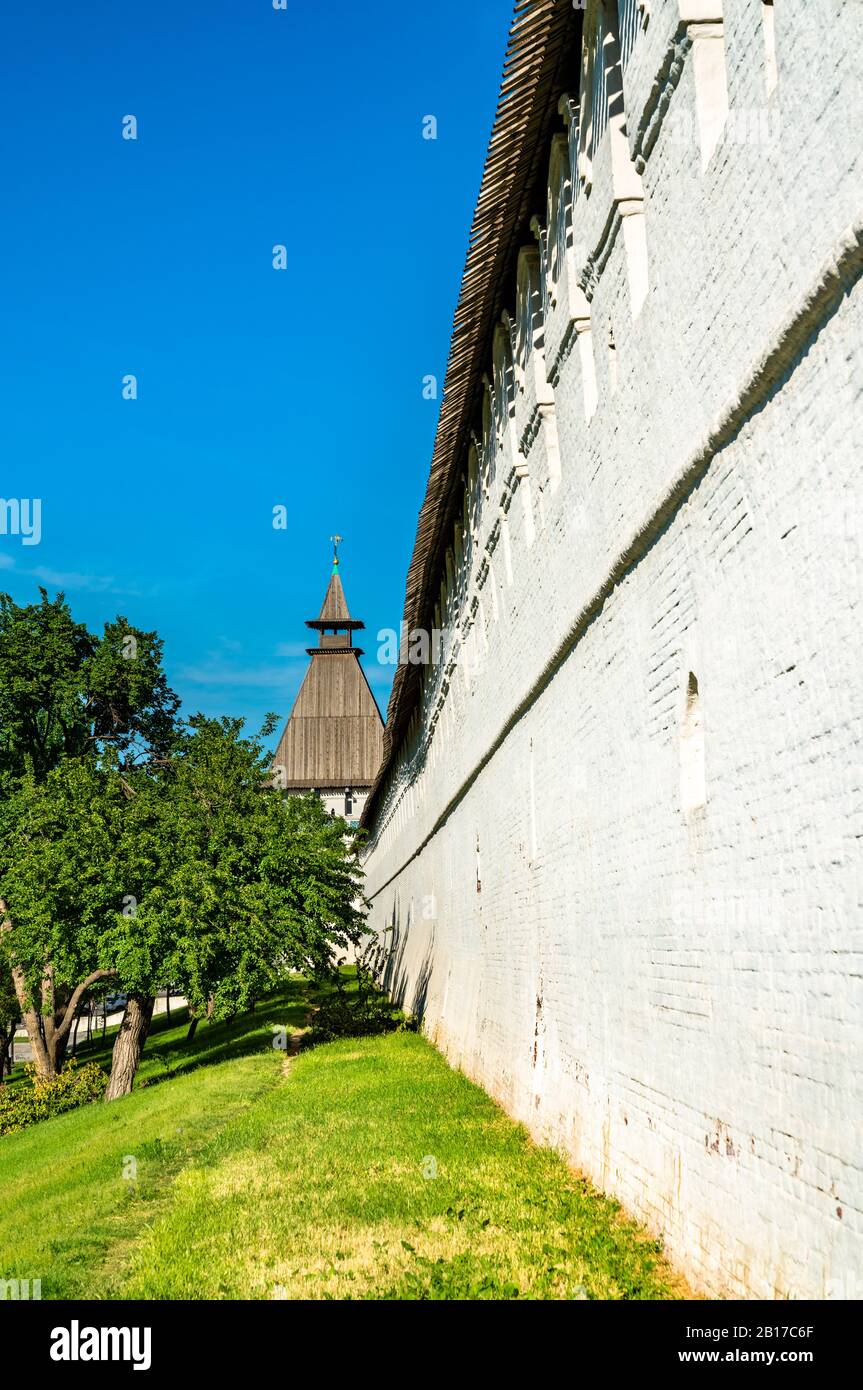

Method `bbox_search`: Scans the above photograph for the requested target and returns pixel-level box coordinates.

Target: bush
[0,1058,107,1137]
[309,965,404,1044]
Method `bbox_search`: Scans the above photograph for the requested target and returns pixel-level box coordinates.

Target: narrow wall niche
[608,322,619,394]
[529,740,539,863]
[579,322,599,422]
[762,2,778,97]
[680,671,707,815]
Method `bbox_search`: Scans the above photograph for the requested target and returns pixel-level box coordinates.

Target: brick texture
[362,0,863,1298]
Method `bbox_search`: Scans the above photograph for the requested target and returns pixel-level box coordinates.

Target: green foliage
[0,589,95,786]
[1,729,367,1056]
[0,588,182,1063]
[0,591,368,1101]
[1,759,137,1007]
[148,717,367,1020]
[309,964,404,1043]
[0,1058,107,1136]
[0,589,179,790]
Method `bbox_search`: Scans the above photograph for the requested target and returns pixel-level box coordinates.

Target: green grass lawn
[0,976,688,1300]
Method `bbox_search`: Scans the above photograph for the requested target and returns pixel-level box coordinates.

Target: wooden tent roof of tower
[273,559,384,790]
[307,571,364,632]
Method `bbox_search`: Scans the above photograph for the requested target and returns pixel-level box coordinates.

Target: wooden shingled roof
[308,571,364,631]
[362,0,582,825]
[274,566,384,790]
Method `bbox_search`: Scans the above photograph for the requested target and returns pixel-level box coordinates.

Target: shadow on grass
[135,980,315,1089]
[4,977,321,1097]
[5,1003,193,1088]
[134,969,377,1090]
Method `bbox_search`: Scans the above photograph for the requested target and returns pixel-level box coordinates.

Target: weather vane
[330,534,343,570]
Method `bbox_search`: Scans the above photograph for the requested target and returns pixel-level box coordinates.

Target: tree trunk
[186,1010,199,1042]
[50,971,116,1067]
[14,986,53,1078]
[2,901,54,1080]
[104,994,155,1101]
[0,1030,11,1083]
[44,1018,69,1074]
[1,906,116,1080]
[42,976,72,1075]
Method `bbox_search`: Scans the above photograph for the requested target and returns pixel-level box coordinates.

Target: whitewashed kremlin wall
[362,0,863,1298]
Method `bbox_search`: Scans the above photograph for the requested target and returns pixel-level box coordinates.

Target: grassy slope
[0,987,305,1298]
[0,978,687,1301]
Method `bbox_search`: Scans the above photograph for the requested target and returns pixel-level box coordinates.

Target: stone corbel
[546,132,570,310]
[515,245,542,377]
[501,309,519,387]
[577,35,594,198]
[558,92,582,202]
[499,477,516,516]
[468,431,483,537]
[480,373,493,446]
[481,375,495,493]
[530,214,550,315]
[570,276,598,424]
[558,91,578,131]
[677,2,727,167]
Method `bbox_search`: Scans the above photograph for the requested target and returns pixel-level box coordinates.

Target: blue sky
[0,0,512,739]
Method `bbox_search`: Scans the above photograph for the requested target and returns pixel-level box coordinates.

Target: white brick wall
[362,0,863,1297]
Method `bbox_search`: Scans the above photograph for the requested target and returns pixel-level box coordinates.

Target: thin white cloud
[275,641,312,658]
[0,554,142,596]
[29,566,118,592]
[177,662,308,689]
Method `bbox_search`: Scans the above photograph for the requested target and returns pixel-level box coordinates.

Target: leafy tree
[0,590,179,788]
[0,589,180,1076]
[2,711,366,1100]
[0,591,367,1100]
[104,716,366,1098]
[0,590,94,785]
[1,758,142,1077]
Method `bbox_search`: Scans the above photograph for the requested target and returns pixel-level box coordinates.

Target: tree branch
[57,970,119,1041]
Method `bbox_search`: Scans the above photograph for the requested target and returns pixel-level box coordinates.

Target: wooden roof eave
[361,0,583,829]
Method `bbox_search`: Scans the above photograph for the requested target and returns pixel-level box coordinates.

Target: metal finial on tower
[330,534,343,571]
